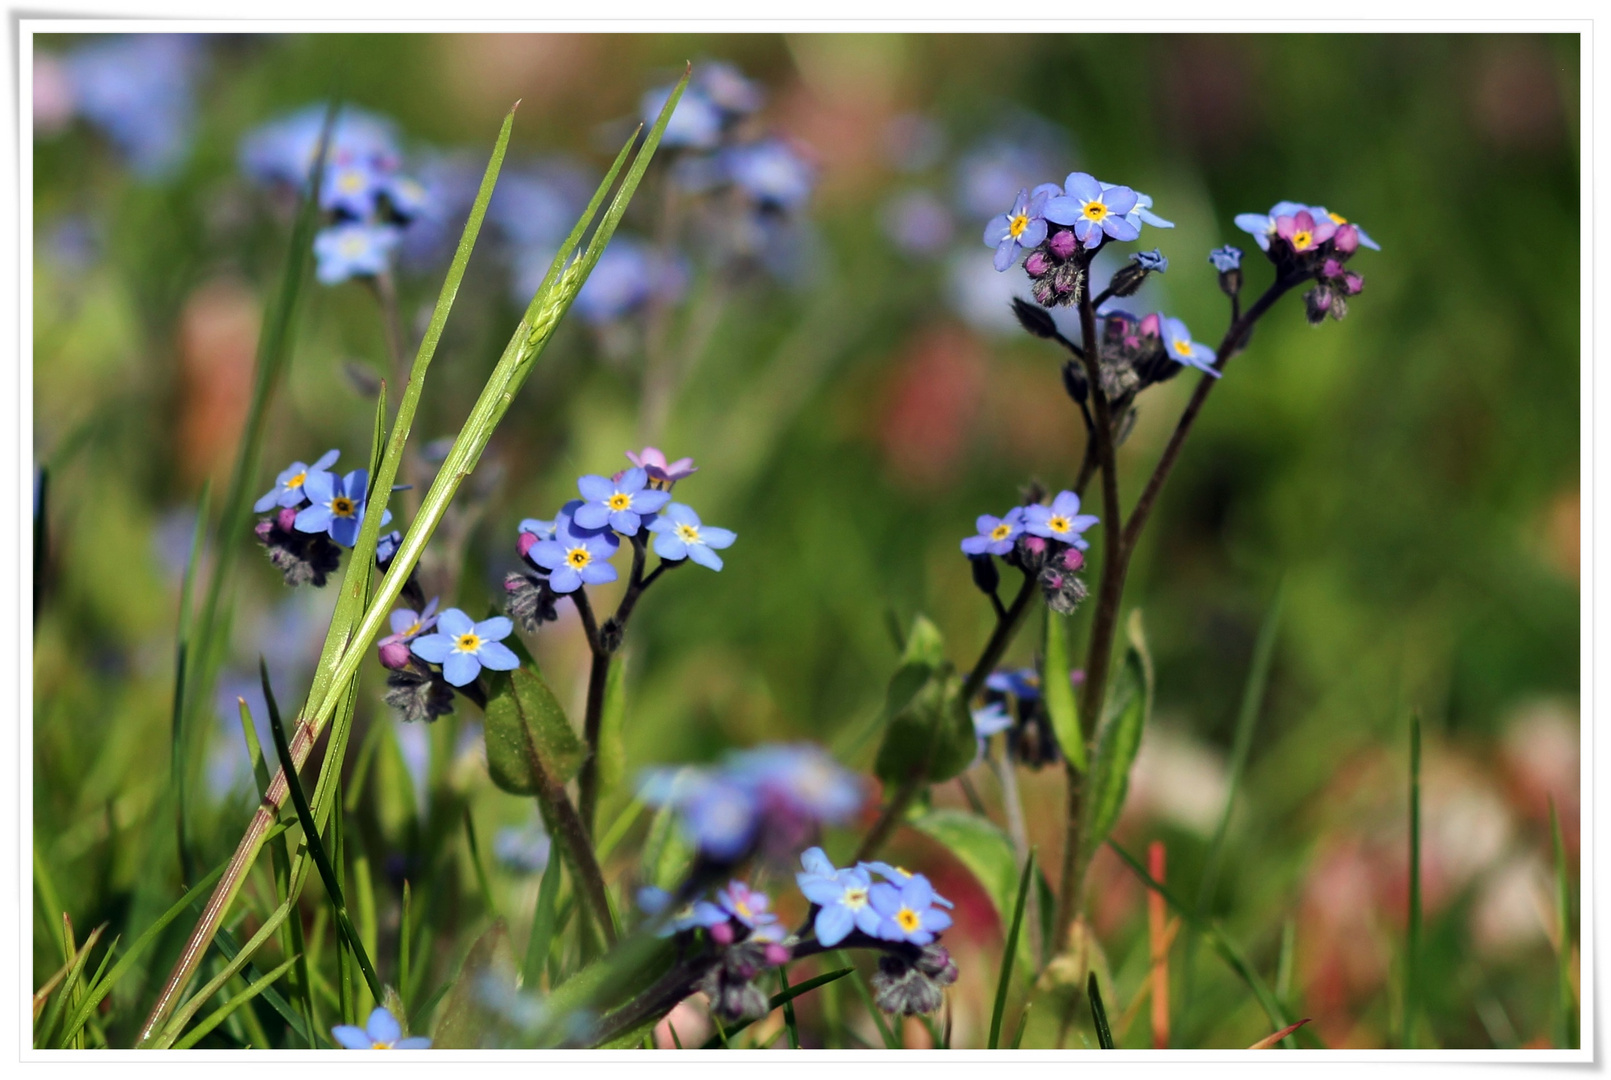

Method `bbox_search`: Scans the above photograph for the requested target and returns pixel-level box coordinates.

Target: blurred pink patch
[178,278,260,487]
[873,326,986,489]
[1500,698,1580,849]
[33,53,75,134]
[653,996,710,1049]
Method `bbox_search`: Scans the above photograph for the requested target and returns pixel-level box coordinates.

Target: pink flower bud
[709,920,734,945]
[1045,572,1064,589]
[1024,251,1050,276]
[1023,535,1047,555]
[276,507,298,532]
[1322,258,1345,279]
[517,531,538,558]
[1048,229,1076,259]
[1138,313,1161,338]
[1333,224,1359,254]
[378,639,412,670]
[764,943,792,966]
[1344,273,1364,295]
[1061,548,1085,572]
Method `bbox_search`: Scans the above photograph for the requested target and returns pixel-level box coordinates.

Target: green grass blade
[1087,972,1114,1049]
[699,967,852,1048]
[151,899,295,1048]
[1403,709,1421,1049]
[36,924,104,1048]
[596,798,644,864]
[169,479,210,876]
[1010,1001,1033,1048]
[263,660,382,1004]
[778,967,801,1049]
[989,850,1036,1049]
[1197,580,1284,912]
[236,694,270,797]
[1552,799,1577,1049]
[462,805,497,919]
[1107,839,1289,1033]
[839,953,899,1049]
[400,880,413,1007]
[172,955,299,1050]
[199,882,315,1046]
[522,854,563,990]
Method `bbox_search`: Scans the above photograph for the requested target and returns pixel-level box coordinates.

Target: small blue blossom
[694,61,765,117]
[254,449,339,512]
[1124,189,1174,231]
[961,508,1026,557]
[973,702,1014,740]
[376,530,402,563]
[722,138,816,211]
[859,862,956,908]
[727,744,865,824]
[574,467,672,536]
[717,880,777,930]
[321,158,385,219]
[984,186,1051,272]
[641,84,724,150]
[313,222,401,285]
[294,468,390,548]
[636,886,729,936]
[1160,315,1219,377]
[639,769,760,861]
[409,608,520,687]
[492,818,552,875]
[528,506,620,593]
[868,874,954,946]
[1133,248,1168,272]
[986,667,1041,701]
[62,34,203,178]
[332,1006,430,1050]
[1022,490,1099,549]
[240,104,400,190]
[646,503,736,571]
[1045,173,1142,249]
[796,847,881,947]
[1233,201,1312,252]
[1208,245,1243,273]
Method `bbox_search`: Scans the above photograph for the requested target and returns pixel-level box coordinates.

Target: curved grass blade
[35,924,105,1048]
[521,854,562,990]
[172,955,300,1050]
[1087,971,1114,1049]
[988,850,1036,1049]
[1248,1017,1311,1049]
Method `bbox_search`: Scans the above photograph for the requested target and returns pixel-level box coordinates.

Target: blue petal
[395,1037,432,1049]
[801,846,835,876]
[331,516,360,548]
[580,562,619,585]
[332,1025,373,1049]
[435,608,473,637]
[699,526,736,549]
[366,1007,402,1045]
[312,449,341,471]
[634,489,672,513]
[577,474,614,501]
[1019,219,1047,248]
[608,510,641,536]
[547,566,582,593]
[410,634,451,664]
[476,640,520,671]
[653,534,689,561]
[474,616,513,640]
[442,652,480,687]
[854,905,884,936]
[815,904,854,947]
[1103,216,1141,242]
[253,489,279,513]
[295,505,333,534]
[1043,195,1081,225]
[303,471,336,504]
[573,502,611,530]
[1063,172,1102,202]
[993,237,1016,272]
[983,213,1012,246]
[618,467,648,494]
[1136,206,1174,228]
[688,544,724,571]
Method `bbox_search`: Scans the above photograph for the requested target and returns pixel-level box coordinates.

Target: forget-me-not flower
[869,874,954,946]
[723,138,815,211]
[626,447,697,488]
[313,222,401,285]
[642,84,724,150]
[528,507,620,593]
[796,847,881,947]
[961,508,1026,557]
[409,608,520,687]
[1022,490,1099,550]
[986,667,1041,701]
[294,468,390,548]
[377,598,439,669]
[646,503,736,570]
[255,449,339,512]
[1122,188,1174,231]
[1160,315,1219,377]
[332,1005,430,1050]
[1045,173,1141,249]
[984,186,1051,272]
[574,467,671,536]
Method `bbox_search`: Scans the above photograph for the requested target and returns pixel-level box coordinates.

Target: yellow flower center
[287,470,307,489]
[607,492,633,511]
[337,170,365,193]
[990,522,1013,541]
[330,496,356,517]
[1007,213,1030,239]
[734,900,753,919]
[456,633,481,653]
[1082,200,1108,222]
[566,547,592,569]
[896,907,922,933]
[372,1041,394,1050]
[404,620,422,638]
[1291,230,1313,251]
[340,233,368,257]
[1172,339,1193,357]
[1328,212,1347,225]
[675,523,702,544]
[1047,515,1071,534]
[843,887,869,910]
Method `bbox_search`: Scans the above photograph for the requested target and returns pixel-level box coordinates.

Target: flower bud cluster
[1235,201,1379,324]
[252,449,393,587]
[961,489,1096,616]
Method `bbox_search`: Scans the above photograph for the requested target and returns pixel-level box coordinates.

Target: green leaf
[483,663,585,795]
[901,613,946,667]
[911,809,1037,974]
[874,666,975,787]
[989,851,1036,1049]
[1084,609,1153,854]
[431,921,517,1049]
[1043,608,1087,771]
[1087,971,1114,1049]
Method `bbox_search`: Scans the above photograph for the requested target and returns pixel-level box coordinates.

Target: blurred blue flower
[869,874,953,946]
[716,879,777,930]
[646,503,735,571]
[492,817,552,875]
[722,138,816,212]
[1046,173,1142,250]
[796,847,880,947]
[636,886,728,936]
[986,667,1041,701]
[881,190,954,256]
[376,530,402,564]
[240,103,400,189]
[1208,245,1243,273]
[985,186,1051,272]
[961,509,1025,557]
[62,34,203,178]
[294,468,389,547]
[972,702,1014,740]
[321,159,385,219]
[569,236,687,324]
[1160,315,1219,377]
[409,608,519,687]
[694,61,765,117]
[573,467,671,537]
[528,509,620,593]
[953,118,1072,220]
[313,223,401,285]
[332,1006,430,1050]
[255,449,340,512]
[1022,490,1099,549]
[641,84,724,150]
[489,161,591,249]
[639,769,760,861]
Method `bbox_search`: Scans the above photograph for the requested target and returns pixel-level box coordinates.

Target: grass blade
[1248,1017,1312,1049]
[989,850,1036,1049]
[522,854,563,990]
[699,967,852,1048]
[1087,971,1114,1049]
[838,953,899,1049]
[172,955,300,1050]
[462,806,497,919]
[778,967,801,1049]
[1010,1001,1033,1048]
[1403,709,1421,1049]
[36,924,105,1048]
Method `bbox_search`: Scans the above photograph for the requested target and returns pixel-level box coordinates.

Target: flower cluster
[375,600,517,723]
[252,450,392,587]
[796,847,954,948]
[980,666,1073,769]
[504,447,733,635]
[1235,201,1379,324]
[639,744,864,864]
[961,489,1096,615]
[638,878,792,1024]
[239,104,433,285]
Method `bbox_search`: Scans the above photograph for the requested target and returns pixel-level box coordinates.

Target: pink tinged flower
[1274,209,1336,254]
[626,446,698,485]
[1138,312,1162,338]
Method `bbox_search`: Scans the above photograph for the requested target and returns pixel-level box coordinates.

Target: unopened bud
[1047,229,1076,259]
[378,639,412,670]
[517,531,538,559]
[969,553,1000,596]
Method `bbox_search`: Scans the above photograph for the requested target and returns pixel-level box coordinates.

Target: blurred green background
[32,32,1579,1050]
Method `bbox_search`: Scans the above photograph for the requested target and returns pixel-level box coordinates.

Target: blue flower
[1123,189,1174,231]
[239,104,400,190]
[983,186,1051,272]
[1160,315,1219,377]
[973,702,1014,740]
[313,222,401,285]
[961,508,1026,557]
[722,138,816,211]
[492,818,552,875]
[321,158,385,219]
[860,862,956,908]
[641,84,724,150]
[1045,173,1142,249]
[694,61,765,117]
[377,598,438,670]
[1022,490,1099,549]
[796,847,881,947]
[717,880,778,930]
[409,608,520,687]
[1233,201,1313,252]
[726,744,865,825]
[636,885,729,936]
[63,34,202,178]
[646,503,736,570]
[574,467,671,536]
[254,449,339,512]
[986,667,1041,701]
[376,530,402,563]
[332,1006,430,1050]
[570,236,687,325]
[639,769,761,861]
[294,468,390,548]
[1133,248,1168,272]
[868,875,954,946]
[1208,245,1243,273]
[528,506,620,593]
